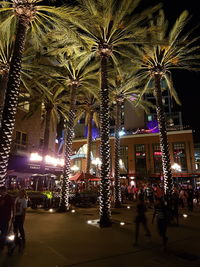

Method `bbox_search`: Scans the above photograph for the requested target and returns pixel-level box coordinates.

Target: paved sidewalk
[0,203,200,267]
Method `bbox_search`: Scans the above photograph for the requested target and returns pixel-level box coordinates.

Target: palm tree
[110,72,153,207]
[0,0,67,185]
[19,78,69,156]
[75,92,100,175]
[133,10,200,195]
[42,54,99,211]
[0,28,15,119]
[67,0,160,226]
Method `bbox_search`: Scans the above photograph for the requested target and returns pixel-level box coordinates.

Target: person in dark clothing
[133,197,151,246]
[152,198,168,250]
[13,189,27,246]
[194,189,199,204]
[187,185,194,211]
[170,190,179,226]
[0,186,13,251]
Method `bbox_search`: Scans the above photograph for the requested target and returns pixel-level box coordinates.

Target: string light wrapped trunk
[99,53,112,227]
[59,82,78,211]
[0,16,29,185]
[114,99,122,208]
[154,74,173,195]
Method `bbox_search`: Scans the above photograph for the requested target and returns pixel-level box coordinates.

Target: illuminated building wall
[72,130,195,182]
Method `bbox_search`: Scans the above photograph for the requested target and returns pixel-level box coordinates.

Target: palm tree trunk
[43,105,52,155]
[154,74,173,195]
[114,100,122,208]
[85,111,93,191]
[99,55,112,227]
[59,83,77,212]
[41,105,52,173]
[86,111,93,174]
[0,18,29,186]
[0,71,9,122]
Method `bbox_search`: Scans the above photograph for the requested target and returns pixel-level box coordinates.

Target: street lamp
[171,163,181,172]
[119,129,125,137]
[171,163,181,184]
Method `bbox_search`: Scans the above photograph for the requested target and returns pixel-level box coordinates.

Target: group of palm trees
[0,0,199,227]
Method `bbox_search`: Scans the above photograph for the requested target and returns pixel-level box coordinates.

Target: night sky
[47,0,200,141]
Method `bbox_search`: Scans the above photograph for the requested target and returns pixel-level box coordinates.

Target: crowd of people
[0,186,27,255]
[121,183,199,212]
[129,183,199,249]
[0,182,199,255]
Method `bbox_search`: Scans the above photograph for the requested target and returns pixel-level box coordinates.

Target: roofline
[73,129,193,143]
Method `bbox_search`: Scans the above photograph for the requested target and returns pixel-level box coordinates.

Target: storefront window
[135,144,147,176]
[173,143,187,171]
[119,146,128,174]
[153,143,162,173]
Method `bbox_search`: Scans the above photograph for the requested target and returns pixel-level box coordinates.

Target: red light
[154,152,162,156]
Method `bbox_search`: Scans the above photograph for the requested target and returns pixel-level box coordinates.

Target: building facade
[72,130,196,185]
[3,99,198,188]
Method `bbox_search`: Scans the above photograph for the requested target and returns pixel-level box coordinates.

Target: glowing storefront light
[92,157,102,166]
[30,153,42,162]
[71,165,79,172]
[7,234,15,241]
[30,153,64,166]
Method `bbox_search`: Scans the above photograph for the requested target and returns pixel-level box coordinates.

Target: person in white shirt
[13,189,27,245]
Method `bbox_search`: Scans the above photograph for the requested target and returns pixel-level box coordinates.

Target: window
[119,146,128,174]
[135,144,147,176]
[173,143,187,171]
[153,143,162,173]
[15,131,27,150]
[18,93,30,111]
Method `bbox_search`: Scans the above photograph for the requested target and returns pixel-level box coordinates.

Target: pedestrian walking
[152,198,168,250]
[179,187,187,208]
[133,196,151,246]
[170,190,179,226]
[138,187,145,201]
[13,189,28,247]
[0,186,14,251]
[127,185,133,200]
[194,189,199,205]
[145,184,154,208]
[187,185,194,212]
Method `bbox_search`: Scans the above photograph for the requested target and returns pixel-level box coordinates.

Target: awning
[7,172,57,179]
[6,172,34,179]
[69,172,99,181]
[69,172,84,181]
